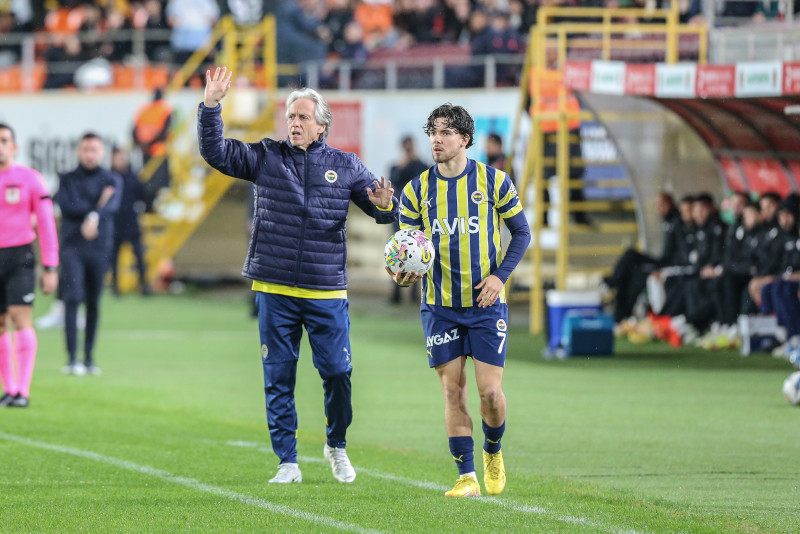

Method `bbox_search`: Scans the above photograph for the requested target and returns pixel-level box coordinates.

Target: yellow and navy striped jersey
[399,159,523,307]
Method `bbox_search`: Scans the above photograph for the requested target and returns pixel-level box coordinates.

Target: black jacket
[55,165,122,251]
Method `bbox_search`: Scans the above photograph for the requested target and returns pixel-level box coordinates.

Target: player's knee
[479,386,504,409]
[442,382,466,407]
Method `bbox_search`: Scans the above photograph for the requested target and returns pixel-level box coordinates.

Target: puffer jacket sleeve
[348,154,398,224]
[197,103,262,182]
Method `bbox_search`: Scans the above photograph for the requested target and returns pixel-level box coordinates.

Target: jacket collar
[285,138,327,154]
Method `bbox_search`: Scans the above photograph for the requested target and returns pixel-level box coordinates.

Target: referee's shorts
[0,244,36,313]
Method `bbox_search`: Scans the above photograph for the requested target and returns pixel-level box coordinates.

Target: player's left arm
[350,157,398,224]
[475,173,531,307]
[29,173,59,294]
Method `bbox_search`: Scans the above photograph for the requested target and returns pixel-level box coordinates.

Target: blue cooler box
[545,290,603,352]
[561,310,614,356]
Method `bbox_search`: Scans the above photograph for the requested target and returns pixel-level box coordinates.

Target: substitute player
[0,123,59,407]
[388,104,531,497]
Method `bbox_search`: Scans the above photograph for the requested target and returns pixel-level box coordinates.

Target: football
[782,371,800,406]
[384,229,435,276]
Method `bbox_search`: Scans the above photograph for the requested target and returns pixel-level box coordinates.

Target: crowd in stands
[1,1,798,89]
[604,189,800,364]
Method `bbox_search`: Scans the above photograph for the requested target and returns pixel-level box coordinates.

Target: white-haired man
[198,67,398,484]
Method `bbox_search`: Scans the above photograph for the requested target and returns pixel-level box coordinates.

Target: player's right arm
[398,181,422,231]
[198,66,262,181]
[387,181,423,287]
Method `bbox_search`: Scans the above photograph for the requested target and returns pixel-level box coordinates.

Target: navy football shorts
[420,303,509,368]
[0,244,36,313]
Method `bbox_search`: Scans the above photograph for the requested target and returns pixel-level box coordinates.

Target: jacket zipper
[294,150,309,286]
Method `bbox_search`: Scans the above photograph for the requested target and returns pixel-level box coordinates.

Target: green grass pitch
[1,290,798,533]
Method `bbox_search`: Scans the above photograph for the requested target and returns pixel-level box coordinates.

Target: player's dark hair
[679,194,695,204]
[81,131,102,142]
[424,103,475,148]
[0,122,15,141]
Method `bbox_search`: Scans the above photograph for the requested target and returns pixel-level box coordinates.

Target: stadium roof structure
[564,60,800,196]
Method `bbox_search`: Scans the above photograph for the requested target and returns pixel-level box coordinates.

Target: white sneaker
[86,365,102,376]
[323,444,356,483]
[268,463,302,484]
[62,362,87,375]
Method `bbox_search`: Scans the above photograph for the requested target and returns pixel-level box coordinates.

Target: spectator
[387,135,428,304]
[488,8,522,85]
[486,132,506,170]
[276,0,329,85]
[165,0,220,65]
[339,20,370,61]
[42,34,83,89]
[132,87,173,210]
[325,0,356,55]
[110,146,150,296]
[0,11,21,68]
[441,0,472,42]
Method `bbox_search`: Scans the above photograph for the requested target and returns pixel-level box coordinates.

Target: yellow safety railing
[116,14,277,293]
[509,4,707,334]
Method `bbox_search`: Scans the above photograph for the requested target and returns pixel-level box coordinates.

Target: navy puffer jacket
[198,104,398,290]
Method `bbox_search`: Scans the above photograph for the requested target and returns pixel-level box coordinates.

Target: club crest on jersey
[496,319,507,332]
[471,191,485,204]
[261,344,269,360]
[5,186,20,204]
[324,170,338,183]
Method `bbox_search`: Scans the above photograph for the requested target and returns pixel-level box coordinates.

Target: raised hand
[367,176,394,210]
[204,66,233,108]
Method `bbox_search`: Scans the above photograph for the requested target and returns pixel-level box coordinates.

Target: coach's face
[0,128,17,170]
[78,138,105,170]
[428,118,468,164]
[287,98,325,151]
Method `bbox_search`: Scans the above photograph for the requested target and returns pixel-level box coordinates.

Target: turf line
[227,440,641,534]
[0,431,381,534]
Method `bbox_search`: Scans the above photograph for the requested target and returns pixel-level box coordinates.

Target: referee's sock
[0,332,17,395]
[15,328,37,398]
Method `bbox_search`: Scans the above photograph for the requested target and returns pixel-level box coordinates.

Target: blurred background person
[388,135,428,304]
[55,133,121,376]
[132,88,173,211]
[110,146,149,297]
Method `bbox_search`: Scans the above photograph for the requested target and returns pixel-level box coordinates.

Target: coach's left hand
[367,176,394,210]
[475,275,503,308]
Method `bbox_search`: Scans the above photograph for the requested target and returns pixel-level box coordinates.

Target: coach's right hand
[204,66,233,108]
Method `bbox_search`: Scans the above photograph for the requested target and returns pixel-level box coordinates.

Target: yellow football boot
[444,475,481,497]
[483,450,506,495]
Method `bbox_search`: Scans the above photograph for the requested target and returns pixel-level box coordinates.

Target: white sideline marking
[0,432,380,534]
[227,441,641,534]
